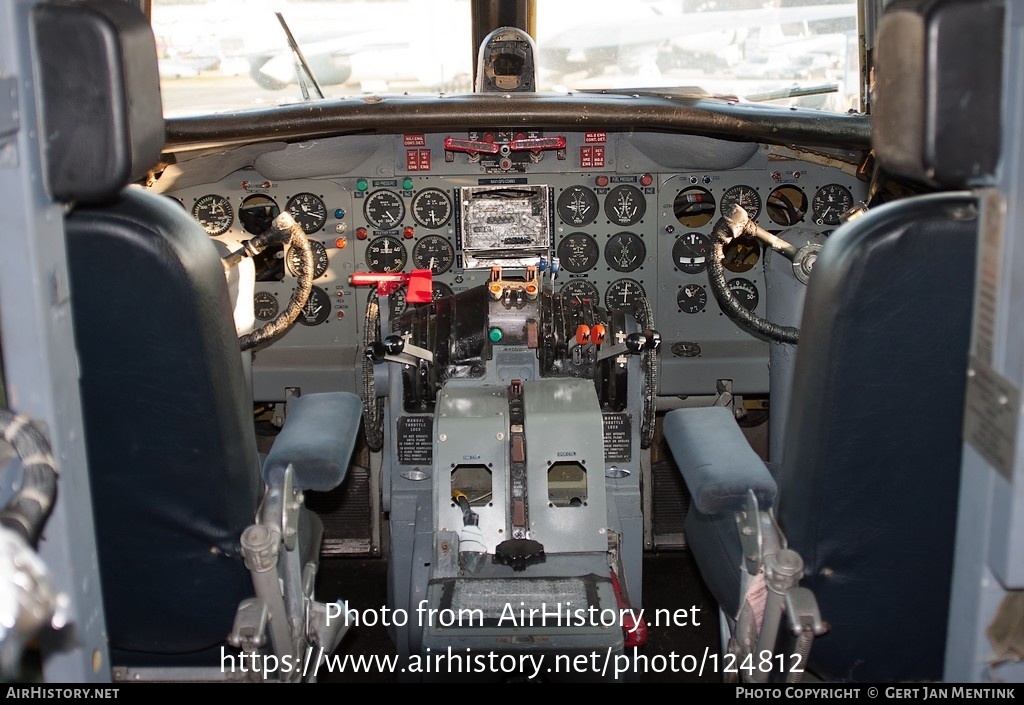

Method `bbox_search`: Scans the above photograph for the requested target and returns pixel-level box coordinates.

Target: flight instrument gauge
[253,291,278,321]
[286,193,328,234]
[812,184,854,226]
[677,284,707,314]
[559,279,600,306]
[412,235,454,274]
[767,186,808,226]
[672,232,710,274]
[366,235,407,273]
[556,232,600,273]
[673,186,716,228]
[239,194,280,236]
[390,287,408,318]
[605,232,646,272]
[364,190,405,229]
[391,280,456,318]
[605,278,647,313]
[723,234,760,273]
[432,282,454,300]
[727,278,759,311]
[720,185,762,221]
[287,241,329,278]
[604,185,646,226]
[297,286,332,326]
[557,186,599,226]
[192,194,233,235]
[411,189,452,228]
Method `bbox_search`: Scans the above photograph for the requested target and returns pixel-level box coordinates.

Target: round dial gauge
[239,194,280,236]
[723,234,760,273]
[365,235,407,273]
[605,232,646,272]
[673,186,716,228]
[286,193,328,234]
[364,190,405,230]
[390,287,408,318]
[287,240,329,278]
[411,235,454,274]
[672,232,710,274]
[559,279,601,306]
[604,185,646,226]
[605,278,647,313]
[557,186,599,226]
[720,185,762,221]
[192,194,233,235]
[728,278,759,311]
[767,186,808,226]
[812,184,854,226]
[253,291,279,321]
[677,284,707,314]
[432,282,454,300]
[297,285,332,326]
[411,188,452,228]
[556,232,600,273]
[391,280,456,318]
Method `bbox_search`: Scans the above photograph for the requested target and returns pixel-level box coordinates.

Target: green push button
[402,178,414,190]
[488,327,503,343]
[356,178,368,191]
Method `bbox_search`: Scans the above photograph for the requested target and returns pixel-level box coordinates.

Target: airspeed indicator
[411,189,452,228]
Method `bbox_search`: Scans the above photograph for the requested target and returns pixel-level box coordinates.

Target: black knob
[493,538,545,572]
[625,333,646,354]
[643,329,662,351]
[383,335,405,356]
[365,341,387,362]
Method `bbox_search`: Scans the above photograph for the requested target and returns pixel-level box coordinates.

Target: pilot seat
[34,0,361,681]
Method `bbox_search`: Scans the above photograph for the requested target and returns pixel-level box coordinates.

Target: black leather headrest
[873,0,1003,187]
[34,0,165,204]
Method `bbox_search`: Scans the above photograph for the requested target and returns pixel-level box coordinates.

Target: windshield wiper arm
[275,11,324,101]
[743,83,838,104]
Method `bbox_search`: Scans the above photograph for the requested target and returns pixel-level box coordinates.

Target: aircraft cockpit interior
[0,0,1022,685]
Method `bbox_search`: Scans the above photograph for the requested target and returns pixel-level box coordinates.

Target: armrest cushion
[262,392,362,492]
[663,407,777,514]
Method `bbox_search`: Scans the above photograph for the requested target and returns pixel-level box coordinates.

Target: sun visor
[34,0,165,203]
[873,0,1003,187]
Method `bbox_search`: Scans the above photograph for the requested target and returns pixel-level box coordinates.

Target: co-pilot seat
[33,0,360,676]
[664,0,998,682]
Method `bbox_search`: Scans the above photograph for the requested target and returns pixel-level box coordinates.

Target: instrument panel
[162,131,865,401]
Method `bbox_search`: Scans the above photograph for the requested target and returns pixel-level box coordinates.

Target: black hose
[221,215,295,269]
[634,295,658,450]
[0,410,57,547]
[708,206,800,345]
[226,212,315,352]
[362,295,384,452]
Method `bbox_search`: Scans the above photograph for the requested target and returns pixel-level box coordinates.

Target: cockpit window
[535,0,860,111]
[154,0,859,117]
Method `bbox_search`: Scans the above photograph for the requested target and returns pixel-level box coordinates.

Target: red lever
[509,136,566,152]
[349,269,433,301]
[443,137,500,155]
[611,570,648,648]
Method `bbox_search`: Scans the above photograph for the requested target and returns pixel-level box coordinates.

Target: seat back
[778,193,977,681]
[35,0,260,656]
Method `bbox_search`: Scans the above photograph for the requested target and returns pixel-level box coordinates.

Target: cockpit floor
[316,550,720,682]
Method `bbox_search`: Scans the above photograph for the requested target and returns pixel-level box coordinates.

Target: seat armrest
[262,392,362,492]
[663,407,777,514]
